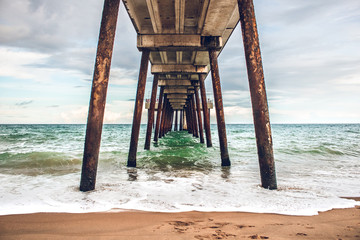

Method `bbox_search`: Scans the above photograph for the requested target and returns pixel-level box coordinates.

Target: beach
[1,202,359,240]
[1,124,360,239]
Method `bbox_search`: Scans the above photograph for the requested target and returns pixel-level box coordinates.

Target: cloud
[1,0,359,123]
[15,100,34,106]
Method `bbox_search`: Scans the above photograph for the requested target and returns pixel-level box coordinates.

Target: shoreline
[1,204,359,239]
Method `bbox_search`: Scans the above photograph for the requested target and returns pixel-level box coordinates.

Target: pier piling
[144,74,158,150]
[195,87,204,144]
[154,87,164,142]
[238,0,277,189]
[127,50,150,167]
[209,48,231,167]
[199,74,212,147]
[80,0,120,192]
[174,110,178,131]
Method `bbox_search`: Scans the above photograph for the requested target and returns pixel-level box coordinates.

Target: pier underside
[80,0,277,191]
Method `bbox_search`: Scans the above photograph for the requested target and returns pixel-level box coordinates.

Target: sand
[1,202,359,240]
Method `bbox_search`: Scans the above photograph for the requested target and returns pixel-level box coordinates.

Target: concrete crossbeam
[152,64,208,74]
[138,35,222,51]
[164,88,188,94]
[158,80,192,86]
[166,94,188,99]
[168,99,187,103]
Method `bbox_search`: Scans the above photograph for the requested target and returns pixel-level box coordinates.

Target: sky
[0,0,359,124]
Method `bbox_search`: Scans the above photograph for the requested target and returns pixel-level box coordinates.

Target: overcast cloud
[0,0,359,124]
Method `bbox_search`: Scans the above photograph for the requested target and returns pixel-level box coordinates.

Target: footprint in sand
[249,234,269,239]
[237,225,255,229]
[168,221,195,233]
[195,230,236,240]
[208,222,230,229]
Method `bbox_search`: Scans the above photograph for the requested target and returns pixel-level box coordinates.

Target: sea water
[0,124,359,216]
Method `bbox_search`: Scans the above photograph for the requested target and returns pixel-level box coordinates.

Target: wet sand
[1,201,359,240]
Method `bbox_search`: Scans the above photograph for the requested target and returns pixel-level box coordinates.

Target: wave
[0,152,82,175]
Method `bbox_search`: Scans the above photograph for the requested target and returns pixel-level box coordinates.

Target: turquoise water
[0,124,359,215]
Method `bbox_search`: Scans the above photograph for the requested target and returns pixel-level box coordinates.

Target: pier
[80,0,277,191]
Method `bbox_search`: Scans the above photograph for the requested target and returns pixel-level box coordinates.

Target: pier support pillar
[127,50,150,167]
[174,110,178,131]
[179,110,183,131]
[209,48,231,166]
[144,74,158,150]
[191,95,199,138]
[195,87,204,144]
[186,107,192,134]
[80,0,120,192]
[160,97,168,138]
[199,74,212,147]
[154,87,164,142]
[238,0,277,189]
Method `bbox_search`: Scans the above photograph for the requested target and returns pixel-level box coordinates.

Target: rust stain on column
[144,74,159,150]
[199,74,212,147]
[80,0,120,192]
[209,49,231,167]
[154,87,164,142]
[238,0,277,189]
[127,50,150,167]
[195,87,204,143]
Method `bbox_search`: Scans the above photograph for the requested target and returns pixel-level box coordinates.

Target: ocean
[0,124,359,216]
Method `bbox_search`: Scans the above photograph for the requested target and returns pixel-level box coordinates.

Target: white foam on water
[0,166,358,216]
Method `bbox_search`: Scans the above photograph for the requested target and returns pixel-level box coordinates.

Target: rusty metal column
[191,95,199,138]
[209,49,231,166]
[160,97,168,138]
[154,87,164,142]
[195,87,204,144]
[199,74,212,147]
[144,74,158,150]
[179,110,183,131]
[80,0,120,192]
[174,110,178,131]
[189,98,195,136]
[186,107,192,134]
[127,50,150,167]
[169,110,174,132]
[238,0,277,189]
